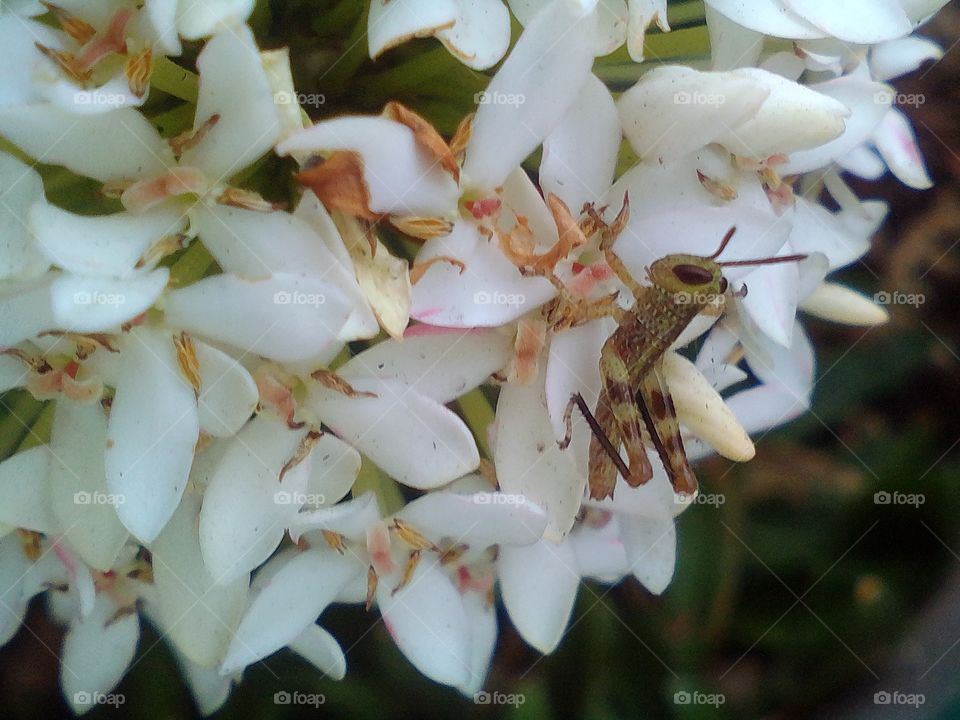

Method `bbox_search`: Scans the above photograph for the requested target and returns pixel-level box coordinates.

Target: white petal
[310,377,480,489]
[199,416,308,584]
[411,220,555,327]
[277,116,460,217]
[495,367,586,539]
[105,326,200,542]
[626,0,669,60]
[181,25,279,179]
[703,0,823,39]
[377,556,471,688]
[151,493,248,667]
[0,274,57,346]
[305,433,361,507]
[462,0,599,191]
[61,595,138,714]
[195,341,257,437]
[339,327,512,404]
[498,538,578,653]
[436,0,512,70]
[289,492,382,544]
[0,533,31,645]
[0,106,171,182]
[870,35,942,81]
[289,624,347,680]
[176,0,254,39]
[783,0,910,43]
[162,273,351,362]
[800,282,889,326]
[744,319,815,402]
[174,653,232,716]
[30,204,186,277]
[544,319,610,443]
[0,152,47,280]
[872,108,933,190]
[0,446,56,533]
[622,516,675,594]
[50,270,169,333]
[570,520,628,580]
[706,3,763,70]
[788,196,871,269]
[49,400,128,571]
[461,590,497,694]
[540,74,620,210]
[397,490,548,547]
[220,549,359,674]
[367,0,458,60]
[738,252,799,347]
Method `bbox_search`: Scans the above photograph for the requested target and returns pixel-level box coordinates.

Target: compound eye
[672,263,714,286]
[718,276,728,293]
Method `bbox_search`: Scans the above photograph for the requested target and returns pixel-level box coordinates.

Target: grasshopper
[548,196,806,501]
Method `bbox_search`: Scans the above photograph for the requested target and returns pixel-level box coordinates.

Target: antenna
[707,226,737,260]
[709,225,808,268]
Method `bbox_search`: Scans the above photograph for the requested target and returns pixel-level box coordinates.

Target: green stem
[0,392,45,459]
[168,239,215,286]
[458,388,496,460]
[352,458,405,515]
[17,402,55,452]
[151,57,200,104]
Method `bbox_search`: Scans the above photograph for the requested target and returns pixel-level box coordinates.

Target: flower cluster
[0,0,948,713]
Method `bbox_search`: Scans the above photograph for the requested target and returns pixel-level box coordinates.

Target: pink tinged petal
[0,153,48,280]
[180,25,279,179]
[0,447,57,533]
[435,0,512,70]
[498,168,560,247]
[716,68,849,159]
[618,66,770,162]
[310,377,480,489]
[872,108,933,190]
[495,371,585,539]
[49,269,169,333]
[540,74,620,210]
[461,591,497,695]
[621,516,675,594]
[367,0,458,60]
[220,549,359,675]
[703,0,824,39]
[289,492,382,544]
[397,491,548,547]
[199,416,308,584]
[339,328,513,404]
[377,556,472,688]
[49,400,128,571]
[162,273,351,362]
[739,251,799,347]
[870,36,942,81]
[289,624,347,680]
[152,494,249,667]
[0,106,171,183]
[305,433,361,507]
[498,539,578,653]
[30,203,187,276]
[780,76,895,176]
[462,0,599,192]
[0,534,32,644]
[105,326,200,543]
[411,221,555,327]
[176,0,255,40]
[61,594,139,714]
[194,341,257,438]
[706,4,763,70]
[277,117,460,217]
[783,0,910,43]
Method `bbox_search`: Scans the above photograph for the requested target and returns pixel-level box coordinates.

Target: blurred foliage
[3,1,960,719]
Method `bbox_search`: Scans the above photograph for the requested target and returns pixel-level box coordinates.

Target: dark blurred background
[2,2,960,718]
